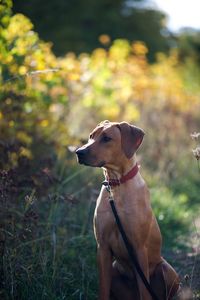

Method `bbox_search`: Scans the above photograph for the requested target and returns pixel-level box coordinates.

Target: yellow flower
[19,66,27,75]
[40,119,49,127]
[99,34,111,45]
[132,41,148,56]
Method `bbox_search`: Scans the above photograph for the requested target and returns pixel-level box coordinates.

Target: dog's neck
[103,155,139,186]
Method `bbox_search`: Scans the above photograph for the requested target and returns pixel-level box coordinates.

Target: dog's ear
[117,122,145,159]
[98,120,110,126]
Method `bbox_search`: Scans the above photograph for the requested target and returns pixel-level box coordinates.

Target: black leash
[102,181,159,300]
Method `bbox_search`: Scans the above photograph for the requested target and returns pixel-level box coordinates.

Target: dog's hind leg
[150,259,180,300]
[110,260,139,300]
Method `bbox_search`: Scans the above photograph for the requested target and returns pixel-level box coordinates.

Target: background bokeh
[0,0,200,299]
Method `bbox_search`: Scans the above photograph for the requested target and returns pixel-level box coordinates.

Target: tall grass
[0,160,199,299]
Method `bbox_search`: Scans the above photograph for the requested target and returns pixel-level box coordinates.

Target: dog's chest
[108,222,131,260]
[94,186,150,258]
[94,196,139,260]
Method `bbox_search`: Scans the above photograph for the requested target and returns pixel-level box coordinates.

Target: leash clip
[102,180,113,199]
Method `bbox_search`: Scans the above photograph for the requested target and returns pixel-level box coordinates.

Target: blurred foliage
[13,0,169,61]
[177,30,200,65]
[0,167,99,300]
[0,2,200,299]
[1,9,200,169]
[151,187,191,249]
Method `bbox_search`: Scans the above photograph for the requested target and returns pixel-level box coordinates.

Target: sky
[153,0,200,31]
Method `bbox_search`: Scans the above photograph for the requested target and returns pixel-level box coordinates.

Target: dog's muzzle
[76,146,105,167]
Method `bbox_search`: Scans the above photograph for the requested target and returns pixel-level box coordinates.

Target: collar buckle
[104,163,140,187]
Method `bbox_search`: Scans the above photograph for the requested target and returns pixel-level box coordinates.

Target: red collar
[105,163,140,187]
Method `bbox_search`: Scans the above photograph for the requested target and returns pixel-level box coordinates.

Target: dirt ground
[166,219,200,300]
[175,251,200,299]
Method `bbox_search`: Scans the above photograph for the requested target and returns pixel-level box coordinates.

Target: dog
[76,120,180,300]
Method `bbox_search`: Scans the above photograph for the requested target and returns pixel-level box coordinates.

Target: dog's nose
[76,148,88,163]
[76,148,87,156]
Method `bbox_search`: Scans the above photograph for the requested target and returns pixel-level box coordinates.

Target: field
[0,1,200,299]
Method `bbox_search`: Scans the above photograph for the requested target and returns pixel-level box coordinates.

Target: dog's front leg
[136,247,152,300]
[97,245,112,300]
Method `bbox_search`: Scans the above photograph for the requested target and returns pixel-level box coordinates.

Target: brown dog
[76,120,180,300]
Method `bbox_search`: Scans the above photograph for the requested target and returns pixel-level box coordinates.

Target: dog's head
[76,120,144,168]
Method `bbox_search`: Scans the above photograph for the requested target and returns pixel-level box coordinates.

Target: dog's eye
[101,135,112,143]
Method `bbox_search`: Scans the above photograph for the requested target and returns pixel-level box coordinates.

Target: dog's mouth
[76,154,105,168]
[97,161,106,168]
[77,157,91,166]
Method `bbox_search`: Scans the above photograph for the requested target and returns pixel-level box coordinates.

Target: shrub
[151,186,192,250]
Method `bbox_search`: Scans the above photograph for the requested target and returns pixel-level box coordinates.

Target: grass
[0,162,199,299]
